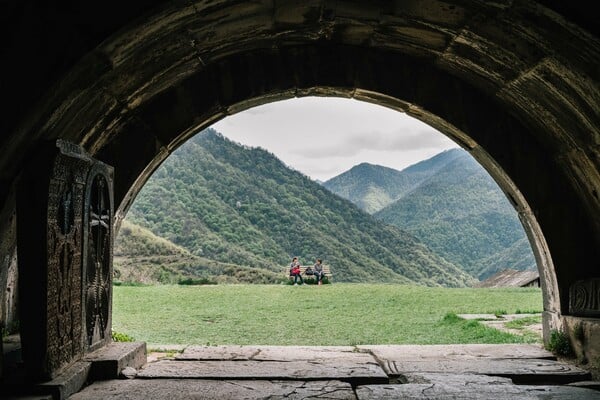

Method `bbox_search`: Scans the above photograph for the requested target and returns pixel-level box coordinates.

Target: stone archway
[1,0,598,383]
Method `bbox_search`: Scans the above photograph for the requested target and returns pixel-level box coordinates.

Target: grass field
[112,284,542,346]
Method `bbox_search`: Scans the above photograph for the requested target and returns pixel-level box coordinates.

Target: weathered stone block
[360,344,589,385]
[356,383,600,399]
[137,359,388,384]
[2,361,91,400]
[16,140,114,380]
[37,361,91,400]
[69,379,356,400]
[563,315,600,370]
[358,344,554,360]
[177,345,357,361]
[83,341,146,380]
[570,279,600,317]
[17,140,91,380]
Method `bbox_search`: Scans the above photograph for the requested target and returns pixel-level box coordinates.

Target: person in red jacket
[289,257,304,285]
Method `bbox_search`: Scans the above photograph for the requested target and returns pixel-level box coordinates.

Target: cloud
[212,96,459,181]
[295,129,454,159]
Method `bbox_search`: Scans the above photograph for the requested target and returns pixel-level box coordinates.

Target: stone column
[16,140,114,381]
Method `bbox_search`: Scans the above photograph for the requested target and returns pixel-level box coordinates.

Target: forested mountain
[323,149,464,213]
[370,150,536,279]
[122,128,475,287]
[114,220,282,284]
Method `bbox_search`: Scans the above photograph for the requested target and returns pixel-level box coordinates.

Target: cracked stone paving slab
[69,379,356,399]
[355,383,600,399]
[357,344,555,360]
[378,358,590,384]
[176,345,358,361]
[398,372,514,385]
[137,359,388,383]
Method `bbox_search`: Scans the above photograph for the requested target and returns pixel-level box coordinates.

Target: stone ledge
[177,345,359,361]
[138,359,388,385]
[83,341,147,380]
[1,361,91,400]
[357,344,554,360]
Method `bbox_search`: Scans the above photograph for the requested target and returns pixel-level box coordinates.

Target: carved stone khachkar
[569,279,600,317]
[17,140,114,380]
[82,163,113,352]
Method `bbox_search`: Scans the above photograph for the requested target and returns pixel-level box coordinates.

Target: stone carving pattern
[47,157,86,372]
[85,173,112,348]
[569,279,600,317]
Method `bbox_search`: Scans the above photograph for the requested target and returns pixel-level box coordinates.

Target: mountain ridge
[325,149,536,279]
[323,148,463,213]
[121,128,476,287]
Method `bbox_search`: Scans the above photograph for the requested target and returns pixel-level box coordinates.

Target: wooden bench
[286,265,332,283]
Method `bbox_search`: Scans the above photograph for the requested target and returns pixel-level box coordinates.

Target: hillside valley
[118,129,475,287]
[325,149,536,280]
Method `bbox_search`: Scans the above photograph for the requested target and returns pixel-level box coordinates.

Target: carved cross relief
[17,140,114,379]
[85,174,112,346]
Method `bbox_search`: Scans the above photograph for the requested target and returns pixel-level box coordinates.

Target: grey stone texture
[563,315,600,371]
[355,383,600,399]
[399,372,515,385]
[138,359,388,384]
[16,141,93,380]
[361,344,589,384]
[177,345,358,361]
[120,366,138,379]
[69,379,356,399]
[0,359,87,399]
[358,344,556,360]
[382,358,590,384]
[83,341,146,380]
[35,361,91,400]
[67,345,600,399]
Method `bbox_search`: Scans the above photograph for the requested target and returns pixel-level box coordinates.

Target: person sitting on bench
[313,258,325,285]
[289,257,304,285]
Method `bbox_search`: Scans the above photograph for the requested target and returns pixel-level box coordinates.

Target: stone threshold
[0,342,146,400]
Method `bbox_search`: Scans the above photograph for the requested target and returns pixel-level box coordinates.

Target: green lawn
[112,284,542,346]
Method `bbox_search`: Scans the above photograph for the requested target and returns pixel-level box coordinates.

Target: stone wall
[0,189,18,335]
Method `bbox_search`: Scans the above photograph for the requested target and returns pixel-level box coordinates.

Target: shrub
[111,330,135,342]
[442,312,461,323]
[178,277,217,285]
[546,329,573,357]
[113,281,150,287]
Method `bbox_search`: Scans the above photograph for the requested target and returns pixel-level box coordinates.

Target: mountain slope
[477,237,537,280]
[323,149,463,213]
[373,150,535,279]
[124,128,475,287]
[115,219,283,284]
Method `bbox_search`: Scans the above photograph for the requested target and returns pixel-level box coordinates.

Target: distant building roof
[475,269,539,288]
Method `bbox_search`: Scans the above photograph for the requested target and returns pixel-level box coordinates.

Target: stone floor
[65,344,600,399]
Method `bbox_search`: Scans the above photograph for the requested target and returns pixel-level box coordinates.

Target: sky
[212,97,459,182]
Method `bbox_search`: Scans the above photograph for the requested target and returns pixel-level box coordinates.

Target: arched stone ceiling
[1,1,599,322]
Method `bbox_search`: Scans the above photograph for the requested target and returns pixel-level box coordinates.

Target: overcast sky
[212,97,459,181]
